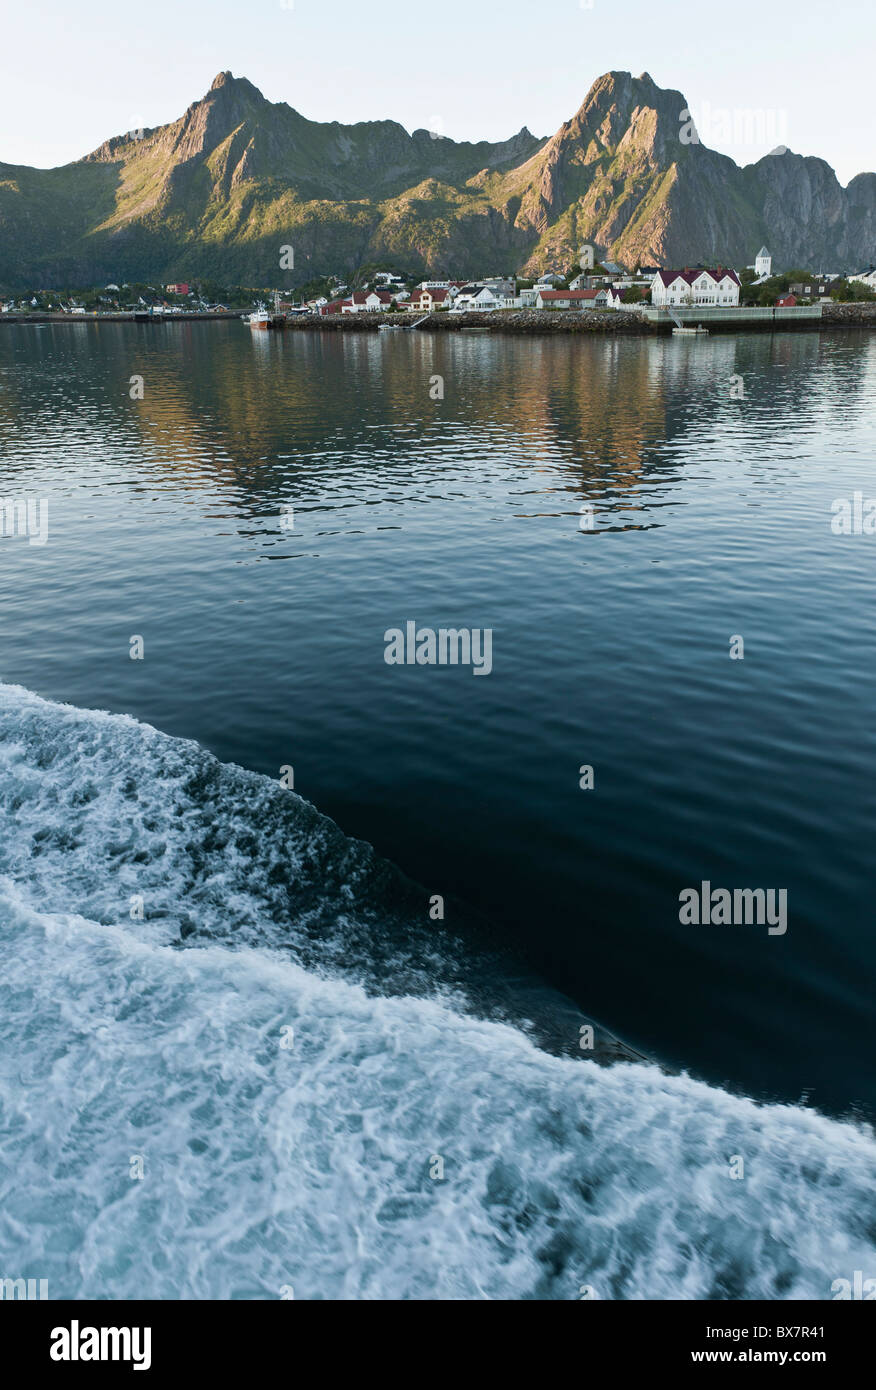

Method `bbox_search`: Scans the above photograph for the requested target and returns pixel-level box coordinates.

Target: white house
[342,290,394,313]
[849,267,876,290]
[407,287,450,312]
[536,288,609,309]
[452,286,503,311]
[651,268,740,307]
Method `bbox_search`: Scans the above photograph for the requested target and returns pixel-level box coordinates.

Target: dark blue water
[2,320,875,1119]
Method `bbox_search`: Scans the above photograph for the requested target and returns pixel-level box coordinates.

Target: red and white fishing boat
[245,291,286,330]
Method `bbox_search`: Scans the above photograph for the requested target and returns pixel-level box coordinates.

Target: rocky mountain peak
[6,69,875,289]
[164,72,268,163]
[207,71,264,100]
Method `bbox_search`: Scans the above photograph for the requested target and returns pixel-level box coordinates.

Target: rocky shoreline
[295,309,649,334]
[286,303,876,334]
[2,304,874,334]
[820,302,876,325]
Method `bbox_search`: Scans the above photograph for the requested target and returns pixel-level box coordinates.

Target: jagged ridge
[0,69,872,288]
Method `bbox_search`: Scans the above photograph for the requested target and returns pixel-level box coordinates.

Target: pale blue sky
[2,0,873,184]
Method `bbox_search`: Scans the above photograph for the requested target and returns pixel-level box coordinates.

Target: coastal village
[308,243,726,316]
[242,243,876,324]
[2,243,875,325]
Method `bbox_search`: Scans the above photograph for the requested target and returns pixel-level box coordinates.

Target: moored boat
[246,291,287,330]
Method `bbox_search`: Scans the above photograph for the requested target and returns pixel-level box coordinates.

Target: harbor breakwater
[2,304,874,334]
[288,302,876,334]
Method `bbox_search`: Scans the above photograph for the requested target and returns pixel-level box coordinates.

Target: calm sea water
[1,320,875,1299]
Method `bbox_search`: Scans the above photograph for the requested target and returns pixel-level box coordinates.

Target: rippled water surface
[2,321,875,1108]
[1,321,875,1298]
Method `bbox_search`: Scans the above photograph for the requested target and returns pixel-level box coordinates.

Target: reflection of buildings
[112,323,860,535]
[2,319,868,559]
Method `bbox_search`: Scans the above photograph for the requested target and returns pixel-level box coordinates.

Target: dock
[640,304,824,332]
[0,310,242,326]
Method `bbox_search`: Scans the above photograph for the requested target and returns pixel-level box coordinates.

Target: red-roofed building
[407,287,450,312]
[342,290,394,313]
[536,287,609,309]
[651,268,740,307]
[165,283,190,295]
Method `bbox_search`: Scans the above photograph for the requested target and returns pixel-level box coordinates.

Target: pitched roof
[654,268,741,286]
[538,288,604,300]
[349,289,392,303]
[757,246,770,257]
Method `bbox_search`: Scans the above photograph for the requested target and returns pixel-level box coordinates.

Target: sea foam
[0,682,874,1299]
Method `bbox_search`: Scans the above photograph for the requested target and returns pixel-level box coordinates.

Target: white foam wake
[0,683,874,1299]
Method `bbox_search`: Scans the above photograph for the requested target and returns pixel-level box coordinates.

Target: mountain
[0,70,873,289]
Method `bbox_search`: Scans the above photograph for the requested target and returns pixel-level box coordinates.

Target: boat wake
[0,682,873,1299]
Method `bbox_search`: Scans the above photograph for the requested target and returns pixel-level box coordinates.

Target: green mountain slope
[0,69,872,289]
